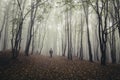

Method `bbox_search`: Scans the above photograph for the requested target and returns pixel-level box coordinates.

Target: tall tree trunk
[79,14,84,60]
[82,0,93,62]
[25,0,38,56]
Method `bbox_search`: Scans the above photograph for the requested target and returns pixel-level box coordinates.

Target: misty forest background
[0,0,120,65]
[0,0,120,80]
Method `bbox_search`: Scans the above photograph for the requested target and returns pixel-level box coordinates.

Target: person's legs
[50,53,52,58]
[51,53,52,58]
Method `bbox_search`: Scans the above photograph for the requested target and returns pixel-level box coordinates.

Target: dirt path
[0,55,120,80]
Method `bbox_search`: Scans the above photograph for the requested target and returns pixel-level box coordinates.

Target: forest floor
[0,52,120,80]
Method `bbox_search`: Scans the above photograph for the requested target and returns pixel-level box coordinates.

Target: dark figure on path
[49,48,53,58]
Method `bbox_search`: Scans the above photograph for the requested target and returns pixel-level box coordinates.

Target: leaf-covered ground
[0,55,120,80]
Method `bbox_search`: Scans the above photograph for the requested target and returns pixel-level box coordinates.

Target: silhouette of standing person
[49,48,53,58]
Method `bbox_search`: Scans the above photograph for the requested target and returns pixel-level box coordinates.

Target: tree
[25,0,39,56]
[81,0,93,62]
[79,13,84,60]
[0,2,10,51]
[89,0,109,65]
[65,0,73,60]
[11,0,27,58]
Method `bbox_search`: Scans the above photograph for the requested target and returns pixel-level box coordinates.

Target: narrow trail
[0,55,120,80]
